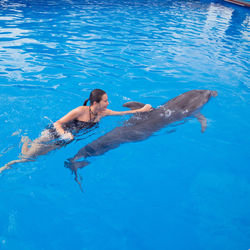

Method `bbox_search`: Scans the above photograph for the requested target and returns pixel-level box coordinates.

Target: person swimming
[0,89,152,173]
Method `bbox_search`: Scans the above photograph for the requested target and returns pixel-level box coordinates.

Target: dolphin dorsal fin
[123,101,146,110]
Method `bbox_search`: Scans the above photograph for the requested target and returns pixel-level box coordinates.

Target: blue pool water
[0,0,249,249]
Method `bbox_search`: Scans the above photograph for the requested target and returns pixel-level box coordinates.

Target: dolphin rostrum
[65,90,218,182]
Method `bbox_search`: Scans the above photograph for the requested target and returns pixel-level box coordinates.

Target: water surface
[0,0,249,249]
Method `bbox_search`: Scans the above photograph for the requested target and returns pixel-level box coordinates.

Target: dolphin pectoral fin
[194,112,207,133]
[122,101,146,110]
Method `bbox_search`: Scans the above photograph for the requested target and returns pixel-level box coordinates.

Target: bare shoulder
[73,106,88,114]
[67,106,88,118]
[75,106,87,112]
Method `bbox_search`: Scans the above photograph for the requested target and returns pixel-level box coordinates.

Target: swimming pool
[0,0,249,249]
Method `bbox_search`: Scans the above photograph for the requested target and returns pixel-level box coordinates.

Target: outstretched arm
[103,104,152,116]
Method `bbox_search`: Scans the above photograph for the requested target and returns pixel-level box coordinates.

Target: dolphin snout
[211,91,218,97]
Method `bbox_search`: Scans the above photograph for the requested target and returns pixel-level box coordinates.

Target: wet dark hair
[83,89,106,106]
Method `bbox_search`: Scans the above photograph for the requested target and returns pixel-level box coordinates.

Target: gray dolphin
[65,90,218,182]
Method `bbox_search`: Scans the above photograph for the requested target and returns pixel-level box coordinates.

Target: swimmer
[0,89,152,173]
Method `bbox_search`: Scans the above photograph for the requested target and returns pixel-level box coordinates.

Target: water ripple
[0,0,248,89]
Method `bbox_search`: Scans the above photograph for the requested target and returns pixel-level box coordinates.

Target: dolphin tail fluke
[65,158,89,190]
[211,91,218,97]
[194,112,207,133]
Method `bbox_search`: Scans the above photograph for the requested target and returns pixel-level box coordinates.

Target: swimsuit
[46,106,98,145]
[46,120,97,146]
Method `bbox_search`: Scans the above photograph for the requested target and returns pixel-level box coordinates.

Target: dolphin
[65,89,218,182]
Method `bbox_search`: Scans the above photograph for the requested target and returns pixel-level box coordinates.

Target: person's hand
[61,132,74,141]
[140,104,153,112]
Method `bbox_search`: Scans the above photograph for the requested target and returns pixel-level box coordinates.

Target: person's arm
[53,107,83,139]
[103,104,152,116]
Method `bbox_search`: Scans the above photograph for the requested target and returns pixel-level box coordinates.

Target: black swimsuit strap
[89,106,97,122]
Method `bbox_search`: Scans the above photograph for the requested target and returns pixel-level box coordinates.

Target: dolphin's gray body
[66,90,217,180]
